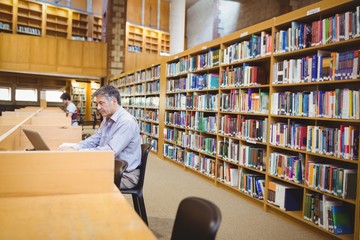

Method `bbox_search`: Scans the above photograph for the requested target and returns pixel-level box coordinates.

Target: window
[0,87,11,101]
[45,90,63,103]
[15,88,37,102]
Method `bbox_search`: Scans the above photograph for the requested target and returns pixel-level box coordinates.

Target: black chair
[114,160,128,188]
[171,197,222,240]
[120,143,152,225]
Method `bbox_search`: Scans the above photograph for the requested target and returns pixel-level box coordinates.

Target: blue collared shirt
[75,106,141,171]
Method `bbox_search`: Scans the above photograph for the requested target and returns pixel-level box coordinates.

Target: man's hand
[57,145,79,151]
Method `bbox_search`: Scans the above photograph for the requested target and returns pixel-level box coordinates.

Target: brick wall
[107,0,127,80]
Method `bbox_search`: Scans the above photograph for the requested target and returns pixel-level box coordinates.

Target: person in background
[60,92,78,126]
[58,85,141,189]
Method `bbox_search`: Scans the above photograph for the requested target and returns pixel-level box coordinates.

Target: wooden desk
[0,191,156,239]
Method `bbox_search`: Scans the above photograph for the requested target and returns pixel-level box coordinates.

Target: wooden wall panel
[71,0,87,11]
[92,0,103,15]
[160,0,169,31]
[0,34,107,77]
[144,0,158,28]
[29,37,58,73]
[0,34,31,70]
[127,0,142,24]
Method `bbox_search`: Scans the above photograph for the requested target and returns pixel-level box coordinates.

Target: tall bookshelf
[45,5,69,38]
[126,22,170,56]
[114,0,360,238]
[92,15,102,42]
[71,86,86,121]
[71,11,88,41]
[16,0,42,36]
[110,64,161,153]
[0,0,13,33]
[0,0,102,41]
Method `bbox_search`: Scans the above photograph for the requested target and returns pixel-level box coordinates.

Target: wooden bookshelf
[127,23,143,53]
[92,15,102,42]
[126,22,170,55]
[110,64,161,153]
[160,32,170,56]
[45,5,69,38]
[0,0,102,41]
[0,0,13,33]
[71,11,88,41]
[16,0,42,36]
[114,0,360,239]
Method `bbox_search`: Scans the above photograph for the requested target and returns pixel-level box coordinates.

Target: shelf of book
[45,5,69,38]
[0,0,102,41]
[114,0,360,238]
[126,22,170,56]
[0,0,13,33]
[92,15,102,42]
[16,0,42,36]
[110,64,161,153]
[71,11,88,41]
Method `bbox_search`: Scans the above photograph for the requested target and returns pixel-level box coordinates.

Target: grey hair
[93,85,121,105]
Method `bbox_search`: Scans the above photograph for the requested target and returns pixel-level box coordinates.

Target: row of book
[141,135,158,152]
[274,6,360,53]
[121,79,159,95]
[186,93,218,111]
[121,96,160,108]
[128,45,141,53]
[220,90,269,114]
[219,116,268,143]
[166,77,187,92]
[167,56,189,76]
[305,162,357,199]
[218,139,266,171]
[271,89,360,119]
[163,144,184,162]
[219,166,265,199]
[187,112,217,133]
[164,129,217,156]
[267,181,303,211]
[111,66,161,87]
[164,128,186,147]
[221,64,267,88]
[269,122,359,160]
[139,122,158,137]
[273,49,360,84]
[221,31,272,64]
[0,21,11,31]
[187,73,219,90]
[124,108,158,124]
[189,49,220,71]
[269,152,304,184]
[185,152,216,177]
[304,193,354,234]
[18,25,41,35]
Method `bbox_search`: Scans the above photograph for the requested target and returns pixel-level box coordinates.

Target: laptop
[22,129,51,150]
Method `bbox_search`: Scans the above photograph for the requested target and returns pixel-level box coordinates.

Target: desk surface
[0,192,157,240]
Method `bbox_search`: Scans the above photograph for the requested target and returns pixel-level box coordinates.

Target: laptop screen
[23,129,51,150]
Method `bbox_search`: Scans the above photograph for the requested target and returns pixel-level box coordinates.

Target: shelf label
[307,7,320,16]
[201,46,207,50]
[240,31,248,38]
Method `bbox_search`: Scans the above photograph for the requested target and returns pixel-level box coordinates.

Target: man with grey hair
[58,85,141,189]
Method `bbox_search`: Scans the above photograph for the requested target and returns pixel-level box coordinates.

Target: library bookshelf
[110,64,161,153]
[0,0,102,41]
[126,22,170,56]
[112,0,360,239]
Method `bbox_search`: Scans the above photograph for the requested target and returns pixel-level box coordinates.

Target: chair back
[171,197,222,240]
[114,160,128,187]
[134,143,151,190]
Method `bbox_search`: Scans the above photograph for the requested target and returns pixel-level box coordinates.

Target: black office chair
[114,160,128,188]
[120,143,152,225]
[171,197,222,240]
